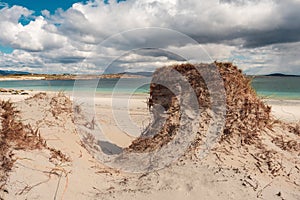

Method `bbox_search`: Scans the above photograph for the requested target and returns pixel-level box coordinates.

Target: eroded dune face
[128,62,272,152]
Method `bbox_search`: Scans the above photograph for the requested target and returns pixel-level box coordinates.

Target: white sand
[264,99,300,123]
[0,76,45,81]
[0,92,299,200]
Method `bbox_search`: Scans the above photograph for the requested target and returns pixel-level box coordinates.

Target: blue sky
[2,0,89,14]
[0,0,125,51]
[1,0,126,14]
[0,0,299,75]
[0,45,13,53]
[0,0,91,51]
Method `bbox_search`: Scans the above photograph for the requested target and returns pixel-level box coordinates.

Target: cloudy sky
[0,0,299,75]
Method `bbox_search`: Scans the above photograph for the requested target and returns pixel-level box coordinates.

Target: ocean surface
[251,76,300,100]
[0,76,299,99]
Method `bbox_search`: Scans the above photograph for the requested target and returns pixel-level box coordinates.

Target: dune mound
[128,62,272,152]
[124,62,299,199]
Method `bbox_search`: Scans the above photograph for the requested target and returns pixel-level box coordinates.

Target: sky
[0,0,299,75]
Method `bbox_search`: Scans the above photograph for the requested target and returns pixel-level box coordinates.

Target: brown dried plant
[0,99,70,192]
[128,62,273,152]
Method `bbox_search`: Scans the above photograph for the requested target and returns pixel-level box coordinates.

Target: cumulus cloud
[235,42,300,75]
[0,0,299,74]
[0,6,68,52]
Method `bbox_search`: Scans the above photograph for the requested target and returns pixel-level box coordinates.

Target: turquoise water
[251,76,300,100]
[0,78,150,94]
[0,76,299,99]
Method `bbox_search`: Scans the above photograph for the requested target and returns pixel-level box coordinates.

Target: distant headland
[264,73,300,77]
[0,70,153,81]
[1,69,300,81]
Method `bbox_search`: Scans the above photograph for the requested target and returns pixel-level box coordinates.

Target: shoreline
[0,77,299,100]
[0,74,149,81]
[0,89,299,124]
[0,86,298,100]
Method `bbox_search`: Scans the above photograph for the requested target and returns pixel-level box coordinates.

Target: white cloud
[0,5,32,23]
[0,0,299,74]
[41,9,50,18]
[0,6,68,52]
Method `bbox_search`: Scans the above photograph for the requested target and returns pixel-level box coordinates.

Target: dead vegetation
[126,62,299,185]
[288,123,300,136]
[49,92,72,118]
[215,62,272,145]
[0,101,44,150]
[127,63,211,152]
[0,63,299,199]
[0,100,44,192]
[25,92,47,100]
[128,62,273,152]
[0,94,71,194]
[272,136,300,152]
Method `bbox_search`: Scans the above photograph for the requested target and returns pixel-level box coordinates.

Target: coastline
[0,89,298,123]
[0,74,149,81]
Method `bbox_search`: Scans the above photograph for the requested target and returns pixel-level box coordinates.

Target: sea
[0,76,299,100]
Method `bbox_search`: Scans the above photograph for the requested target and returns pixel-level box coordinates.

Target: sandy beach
[4,92,299,132]
[0,63,299,200]
[0,89,298,200]
[264,99,300,123]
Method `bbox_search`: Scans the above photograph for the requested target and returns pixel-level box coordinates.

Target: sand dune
[0,92,298,200]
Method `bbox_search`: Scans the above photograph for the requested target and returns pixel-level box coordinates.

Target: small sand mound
[128,62,272,152]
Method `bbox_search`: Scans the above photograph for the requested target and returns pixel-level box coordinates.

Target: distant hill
[0,70,153,77]
[122,71,153,77]
[265,73,300,77]
[0,70,30,76]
